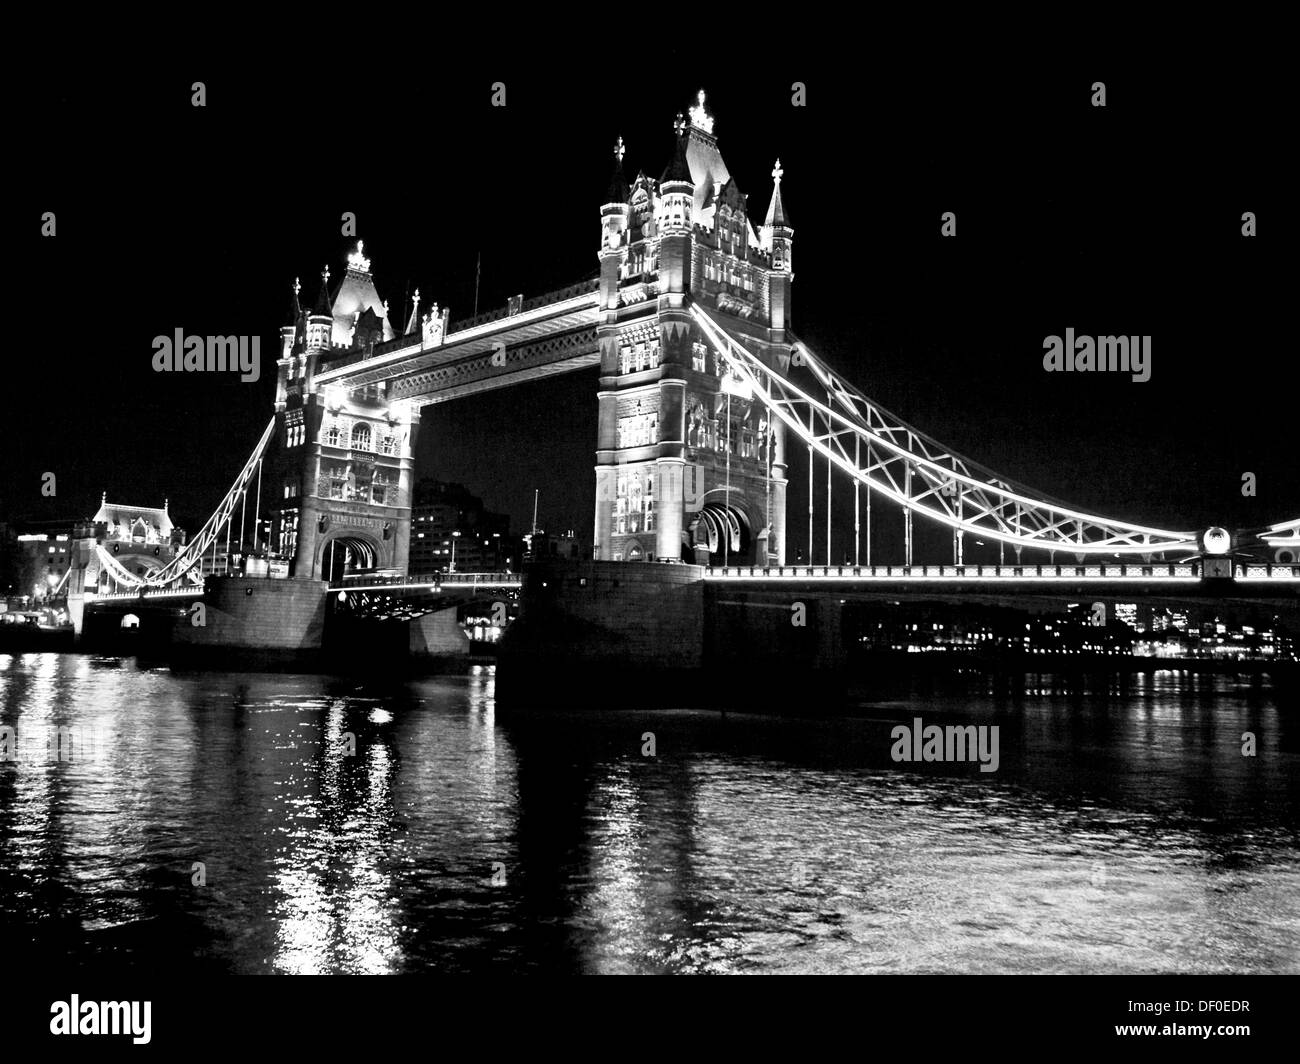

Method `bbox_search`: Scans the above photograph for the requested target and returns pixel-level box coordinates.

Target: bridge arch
[317,531,381,582]
[691,498,754,563]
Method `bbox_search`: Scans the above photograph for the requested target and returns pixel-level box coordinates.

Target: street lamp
[450,530,461,572]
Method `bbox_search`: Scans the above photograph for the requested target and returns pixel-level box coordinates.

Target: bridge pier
[172,576,329,663]
[409,607,471,664]
[496,559,851,709]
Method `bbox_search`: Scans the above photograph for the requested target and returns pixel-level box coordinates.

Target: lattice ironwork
[692,304,1201,558]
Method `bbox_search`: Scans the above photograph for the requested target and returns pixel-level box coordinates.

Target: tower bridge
[65,91,1297,673]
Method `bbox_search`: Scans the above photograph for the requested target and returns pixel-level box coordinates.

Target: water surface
[1,653,1296,973]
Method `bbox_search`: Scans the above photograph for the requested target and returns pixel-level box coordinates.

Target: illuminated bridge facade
[64,92,1297,652]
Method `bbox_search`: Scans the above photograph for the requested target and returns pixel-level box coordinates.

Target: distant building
[527,528,589,562]
[14,520,77,601]
[409,480,515,574]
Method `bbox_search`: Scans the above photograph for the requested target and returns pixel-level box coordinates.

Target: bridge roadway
[706,561,1300,583]
[85,563,1298,614]
[704,562,1300,609]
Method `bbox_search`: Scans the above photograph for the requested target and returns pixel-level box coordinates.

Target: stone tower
[269,243,419,582]
[593,92,791,566]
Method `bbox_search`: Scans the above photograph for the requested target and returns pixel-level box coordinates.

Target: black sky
[11,35,1296,563]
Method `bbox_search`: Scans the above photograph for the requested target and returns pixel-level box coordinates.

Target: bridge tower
[268,244,418,583]
[593,92,791,565]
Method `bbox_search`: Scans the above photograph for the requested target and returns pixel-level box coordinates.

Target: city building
[14,520,77,602]
[526,528,589,562]
[409,480,515,575]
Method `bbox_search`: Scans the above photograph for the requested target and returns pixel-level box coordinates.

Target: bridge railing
[328,572,521,591]
[91,587,205,602]
[437,572,522,592]
[704,563,1300,580]
[446,278,599,334]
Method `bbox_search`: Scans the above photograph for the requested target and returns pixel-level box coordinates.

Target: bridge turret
[761,159,794,332]
[657,114,694,307]
[658,114,694,240]
[600,136,631,256]
[275,278,304,411]
[280,277,302,360]
[306,266,333,352]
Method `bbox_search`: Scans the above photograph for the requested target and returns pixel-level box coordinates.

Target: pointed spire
[312,265,332,316]
[285,277,302,326]
[764,158,789,228]
[662,113,691,185]
[606,135,630,203]
[405,288,421,336]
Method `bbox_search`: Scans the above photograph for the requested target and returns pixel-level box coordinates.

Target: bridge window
[617,411,658,448]
[370,470,394,505]
[278,509,298,556]
[692,342,707,372]
[380,435,396,456]
[325,423,341,447]
[321,460,349,500]
[351,423,372,451]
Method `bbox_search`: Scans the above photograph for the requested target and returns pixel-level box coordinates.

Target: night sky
[12,40,1295,564]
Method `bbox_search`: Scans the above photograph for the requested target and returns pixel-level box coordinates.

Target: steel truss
[691,305,1200,559]
[143,417,277,587]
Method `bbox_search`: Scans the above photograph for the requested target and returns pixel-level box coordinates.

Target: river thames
[1,652,1296,974]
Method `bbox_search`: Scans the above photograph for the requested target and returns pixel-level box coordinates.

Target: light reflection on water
[0,652,1297,974]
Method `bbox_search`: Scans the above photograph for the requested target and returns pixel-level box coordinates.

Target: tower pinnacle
[312,266,332,316]
[346,240,370,273]
[688,89,714,135]
[606,136,631,204]
[764,159,790,229]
